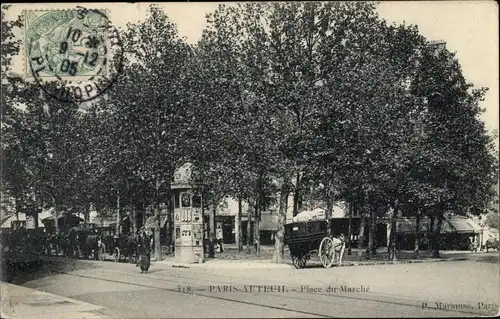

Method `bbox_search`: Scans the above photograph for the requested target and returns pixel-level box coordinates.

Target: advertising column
[174,194,204,264]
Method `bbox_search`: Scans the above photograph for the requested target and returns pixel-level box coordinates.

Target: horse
[332,233,346,267]
[123,233,138,263]
[486,238,499,252]
[83,233,103,260]
[51,232,67,256]
[104,233,138,263]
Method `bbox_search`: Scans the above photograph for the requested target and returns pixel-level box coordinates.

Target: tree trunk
[357,213,366,259]
[292,173,300,217]
[247,207,252,253]
[82,200,88,226]
[272,178,289,263]
[164,182,172,252]
[237,197,243,252]
[432,214,443,258]
[154,203,161,261]
[390,202,398,261]
[429,215,435,252]
[14,197,20,222]
[116,191,121,236]
[387,219,392,256]
[53,197,59,233]
[170,196,175,249]
[100,208,104,228]
[347,202,353,255]
[368,207,375,259]
[326,196,333,237]
[254,205,260,256]
[131,208,137,235]
[209,204,216,258]
[414,209,421,259]
[34,194,41,229]
[372,208,377,256]
[154,178,161,261]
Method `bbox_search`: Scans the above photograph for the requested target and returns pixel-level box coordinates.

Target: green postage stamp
[25,9,109,78]
[23,7,123,102]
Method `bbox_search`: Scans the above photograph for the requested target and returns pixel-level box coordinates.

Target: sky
[4,1,499,137]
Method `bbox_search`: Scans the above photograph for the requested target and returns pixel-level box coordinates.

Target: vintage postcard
[1,2,498,318]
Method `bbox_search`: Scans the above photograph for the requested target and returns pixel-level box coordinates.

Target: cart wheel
[113,247,120,262]
[319,237,335,268]
[291,255,307,269]
[98,244,106,261]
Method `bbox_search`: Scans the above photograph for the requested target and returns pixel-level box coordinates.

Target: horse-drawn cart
[284,219,343,269]
[66,227,106,261]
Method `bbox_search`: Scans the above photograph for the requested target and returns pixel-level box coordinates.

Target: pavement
[156,249,479,269]
[0,281,110,319]
[161,258,294,269]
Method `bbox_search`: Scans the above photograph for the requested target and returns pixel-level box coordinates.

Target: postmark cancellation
[22,7,123,102]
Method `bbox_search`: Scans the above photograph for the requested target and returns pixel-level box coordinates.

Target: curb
[168,257,469,269]
[166,262,295,269]
[342,257,468,267]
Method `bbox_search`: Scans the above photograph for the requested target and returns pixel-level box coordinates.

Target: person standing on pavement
[137,229,151,273]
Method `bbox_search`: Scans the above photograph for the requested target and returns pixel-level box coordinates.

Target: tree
[486,212,499,229]
[410,43,499,257]
[192,3,280,254]
[106,5,193,260]
[1,5,24,219]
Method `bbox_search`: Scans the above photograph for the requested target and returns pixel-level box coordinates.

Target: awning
[446,218,480,234]
[39,209,54,220]
[0,216,15,229]
[396,217,480,234]
[91,216,117,227]
[397,218,432,233]
[489,228,499,234]
[259,214,279,231]
[26,215,45,229]
[41,213,83,222]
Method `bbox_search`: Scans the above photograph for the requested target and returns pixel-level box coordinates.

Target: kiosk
[172,163,205,264]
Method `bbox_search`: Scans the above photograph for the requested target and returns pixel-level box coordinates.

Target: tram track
[47,267,332,318]
[36,258,487,317]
